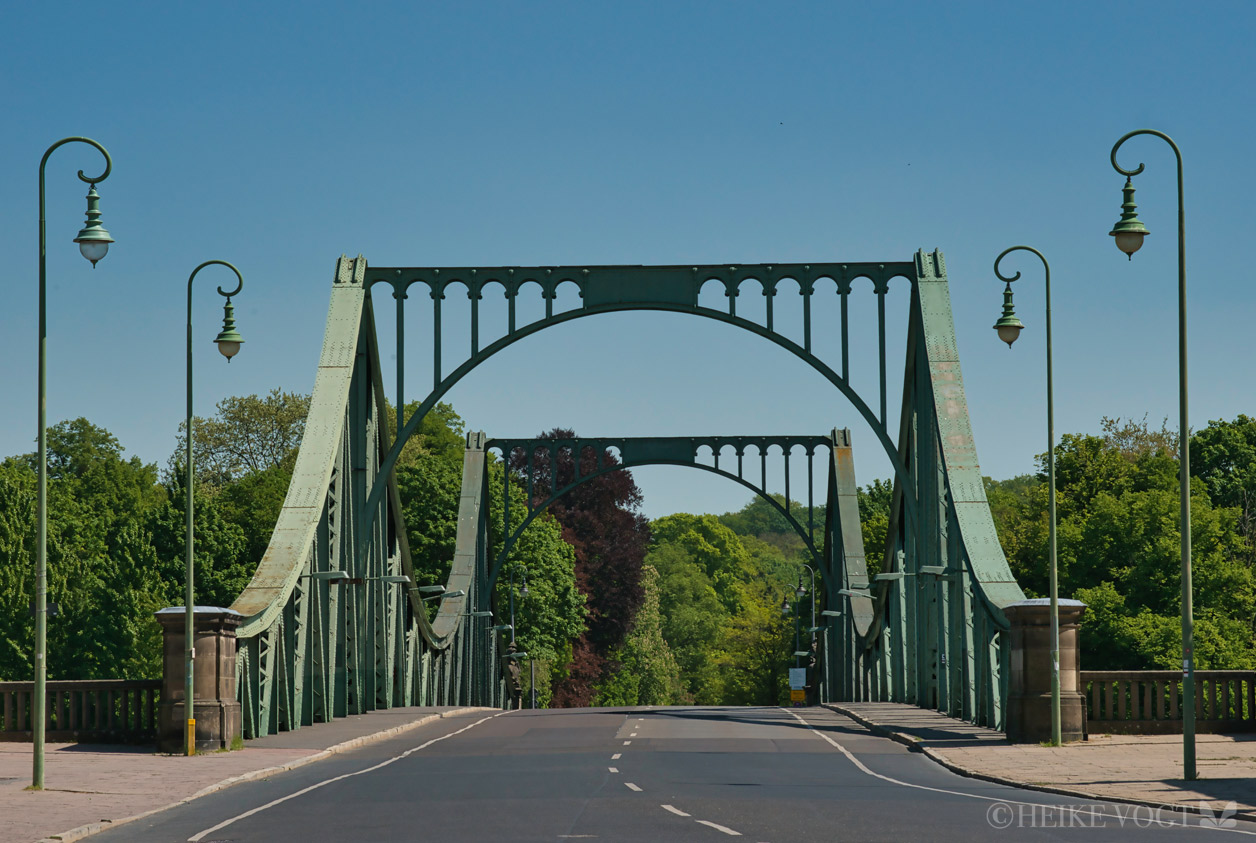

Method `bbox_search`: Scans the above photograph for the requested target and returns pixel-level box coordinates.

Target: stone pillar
[155,607,242,752]
[1004,598,1087,743]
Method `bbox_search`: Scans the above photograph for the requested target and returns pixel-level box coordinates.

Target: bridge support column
[155,607,243,752]
[1004,599,1087,743]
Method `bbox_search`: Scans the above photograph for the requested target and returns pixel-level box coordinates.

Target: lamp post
[1108,129,1195,780]
[507,566,530,708]
[508,566,528,646]
[796,564,817,650]
[33,137,113,789]
[184,261,245,757]
[992,245,1061,747]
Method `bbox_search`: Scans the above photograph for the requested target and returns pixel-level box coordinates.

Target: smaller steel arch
[484,434,834,589]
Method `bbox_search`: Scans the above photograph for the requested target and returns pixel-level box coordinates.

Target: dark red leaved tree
[510,429,649,706]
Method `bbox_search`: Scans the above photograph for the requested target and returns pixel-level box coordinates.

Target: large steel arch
[360,259,923,552]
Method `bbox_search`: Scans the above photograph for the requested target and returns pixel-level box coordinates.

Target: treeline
[0,390,309,682]
[987,415,1256,670]
[0,394,594,696]
[5,393,1251,697]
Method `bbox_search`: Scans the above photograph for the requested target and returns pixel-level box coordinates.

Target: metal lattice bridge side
[225,250,1025,737]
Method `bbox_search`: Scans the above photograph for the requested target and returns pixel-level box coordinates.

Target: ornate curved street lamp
[33,137,113,789]
[993,245,1060,746]
[184,261,245,756]
[1108,129,1195,780]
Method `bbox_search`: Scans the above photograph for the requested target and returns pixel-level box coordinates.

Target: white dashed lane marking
[608,767,618,773]
[611,753,621,760]
[625,782,642,792]
[696,820,742,836]
[661,805,690,817]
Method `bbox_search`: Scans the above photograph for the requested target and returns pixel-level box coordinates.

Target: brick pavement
[1,706,489,843]
[828,701,1256,820]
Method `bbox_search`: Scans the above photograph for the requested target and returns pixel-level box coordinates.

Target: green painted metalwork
[183,260,246,756]
[34,137,112,789]
[825,251,1026,729]
[223,248,1028,738]
[993,246,1060,746]
[1110,129,1195,780]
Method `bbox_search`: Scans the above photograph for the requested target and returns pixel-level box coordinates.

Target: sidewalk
[827,701,1256,820]
[1,706,491,843]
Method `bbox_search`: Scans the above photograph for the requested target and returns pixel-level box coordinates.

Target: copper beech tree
[511,429,650,707]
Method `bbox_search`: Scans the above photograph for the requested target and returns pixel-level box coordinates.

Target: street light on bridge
[992,245,1061,747]
[32,137,114,790]
[183,260,246,757]
[1108,129,1196,780]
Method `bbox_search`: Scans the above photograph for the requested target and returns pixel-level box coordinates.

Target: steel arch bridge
[225,250,1025,738]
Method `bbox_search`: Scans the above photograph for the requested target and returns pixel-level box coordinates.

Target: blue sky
[2,2,1253,519]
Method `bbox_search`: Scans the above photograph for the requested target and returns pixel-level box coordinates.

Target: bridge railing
[0,680,160,743]
[1083,670,1256,735]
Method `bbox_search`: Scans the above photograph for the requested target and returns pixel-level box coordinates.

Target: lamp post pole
[799,564,817,646]
[992,245,1060,746]
[184,261,245,756]
[1108,129,1194,780]
[509,567,529,708]
[34,137,113,789]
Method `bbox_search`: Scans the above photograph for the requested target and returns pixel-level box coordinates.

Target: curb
[36,707,495,843]
[823,703,1256,824]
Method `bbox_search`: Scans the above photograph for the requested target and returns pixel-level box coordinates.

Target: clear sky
[2,2,1253,520]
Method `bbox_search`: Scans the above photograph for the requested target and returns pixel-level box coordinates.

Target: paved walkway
[1,706,489,843]
[828,701,1256,820]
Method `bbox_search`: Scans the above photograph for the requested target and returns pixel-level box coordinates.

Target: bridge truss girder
[224,249,1025,737]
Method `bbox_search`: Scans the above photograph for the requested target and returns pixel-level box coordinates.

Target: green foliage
[988,415,1256,671]
[634,511,805,704]
[717,494,823,560]
[1192,414,1256,553]
[711,579,793,706]
[592,565,685,706]
[147,469,252,609]
[178,389,309,485]
[857,478,893,578]
[1,420,173,680]
[393,405,586,683]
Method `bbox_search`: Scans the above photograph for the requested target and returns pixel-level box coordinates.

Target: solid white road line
[661,804,690,817]
[189,712,507,842]
[784,709,1256,837]
[625,782,643,792]
[696,820,742,836]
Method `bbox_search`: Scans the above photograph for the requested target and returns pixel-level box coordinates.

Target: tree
[511,429,649,707]
[394,408,586,701]
[711,579,793,705]
[1192,414,1256,555]
[987,415,1256,671]
[2,420,170,680]
[645,511,803,704]
[856,479,893,578]
[592,565,685,706]
[177,389,310,486]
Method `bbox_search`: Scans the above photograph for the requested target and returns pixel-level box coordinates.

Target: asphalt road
[94,706,1256,842]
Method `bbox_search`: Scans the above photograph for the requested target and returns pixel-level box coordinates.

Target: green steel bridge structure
[224,250,1026,738]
